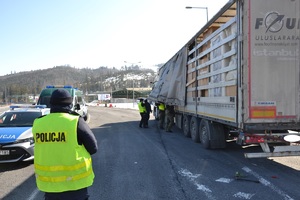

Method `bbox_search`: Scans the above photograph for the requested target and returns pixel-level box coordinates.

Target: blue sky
[0,0,229,76]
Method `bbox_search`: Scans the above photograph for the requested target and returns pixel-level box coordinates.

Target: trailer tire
[183,115,191,137]
[153,107,159,120]
[199,119,211,149]
[190,117,200,143]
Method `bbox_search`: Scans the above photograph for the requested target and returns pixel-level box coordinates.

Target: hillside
[0,65,157,103]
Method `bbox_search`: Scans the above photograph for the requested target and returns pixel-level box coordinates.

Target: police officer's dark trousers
[139,112,147,128]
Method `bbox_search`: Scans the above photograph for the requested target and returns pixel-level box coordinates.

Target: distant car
[0,105,50,163]
[86,100,100,107]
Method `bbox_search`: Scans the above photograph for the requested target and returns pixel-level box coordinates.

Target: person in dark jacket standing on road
[144,99,152,128]
[32,89,98,200]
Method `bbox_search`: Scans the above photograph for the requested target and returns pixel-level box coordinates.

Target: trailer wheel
[183,115,191,137]
[190,117,200,143]
[153,107,159,120]
[199,119,211,149]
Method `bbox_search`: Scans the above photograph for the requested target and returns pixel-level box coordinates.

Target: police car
[0,105,50,163]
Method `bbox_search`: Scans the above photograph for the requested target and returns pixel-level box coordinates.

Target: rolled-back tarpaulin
[149,47,187,106]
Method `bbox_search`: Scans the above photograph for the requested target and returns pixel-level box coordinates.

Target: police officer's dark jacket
[49,105,98,154]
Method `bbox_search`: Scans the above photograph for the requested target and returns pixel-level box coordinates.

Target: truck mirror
[75,103,81,110]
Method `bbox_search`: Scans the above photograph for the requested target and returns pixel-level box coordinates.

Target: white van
[36,85,89,121]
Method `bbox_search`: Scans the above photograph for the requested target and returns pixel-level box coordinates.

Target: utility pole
[185,6,209,22]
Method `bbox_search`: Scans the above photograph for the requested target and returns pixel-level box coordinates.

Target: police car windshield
[0,112,42,127]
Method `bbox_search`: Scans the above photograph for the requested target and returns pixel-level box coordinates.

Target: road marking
[215,177,232,183]
[216,178,255,199]
[178,169,201,180]
[27,188,39,200]
[233,192,255,199]
[178,168,216,200]
[242,166,294,200]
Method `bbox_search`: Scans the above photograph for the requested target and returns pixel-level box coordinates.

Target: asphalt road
[0,106,300,200]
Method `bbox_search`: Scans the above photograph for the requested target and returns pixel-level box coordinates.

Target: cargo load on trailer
[149,0,300,158]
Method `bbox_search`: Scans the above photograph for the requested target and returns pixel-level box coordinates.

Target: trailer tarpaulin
[149,47,187,106]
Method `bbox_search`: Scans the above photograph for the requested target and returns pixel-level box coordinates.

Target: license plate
[0,150,9,155]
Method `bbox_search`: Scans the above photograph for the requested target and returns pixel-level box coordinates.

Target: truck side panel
[185,2,238,126]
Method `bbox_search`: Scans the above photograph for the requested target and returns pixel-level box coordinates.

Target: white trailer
[149,0,300,158]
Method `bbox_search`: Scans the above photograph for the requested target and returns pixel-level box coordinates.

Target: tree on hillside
[0,66,156,103]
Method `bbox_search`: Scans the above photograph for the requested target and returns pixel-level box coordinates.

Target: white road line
[27,188,39,200]
[242,166,294,200]
[178,168,216,200]
[178,169,201,180]
[216,178,255,199]
[215,177,232,183]
[233,192,255,199]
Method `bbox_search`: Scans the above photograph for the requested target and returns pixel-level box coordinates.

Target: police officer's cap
[50,89,72,106]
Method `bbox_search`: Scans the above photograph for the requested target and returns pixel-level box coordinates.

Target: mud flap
[210,122,226,149]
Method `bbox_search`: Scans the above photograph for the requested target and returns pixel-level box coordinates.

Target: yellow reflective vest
[32,113,94,192]
[158,103,165,111]
[138,102,146,113]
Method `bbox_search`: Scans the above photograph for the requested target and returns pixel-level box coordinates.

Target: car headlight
[14,137,34,145]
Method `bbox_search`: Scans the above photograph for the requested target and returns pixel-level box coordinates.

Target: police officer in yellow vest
[157,102,165,129]
[32,89,98,200]
[138,98,147,128]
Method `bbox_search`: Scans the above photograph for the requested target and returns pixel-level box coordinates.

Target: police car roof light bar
[10,104,47,110]
[46,85,73,89]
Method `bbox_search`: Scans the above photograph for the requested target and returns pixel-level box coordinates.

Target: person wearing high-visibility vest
[32,89,98,200]
[157,102,165,129]
[138,98,147,128]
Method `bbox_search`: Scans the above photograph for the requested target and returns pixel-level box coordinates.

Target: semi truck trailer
[149,0,300,158]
